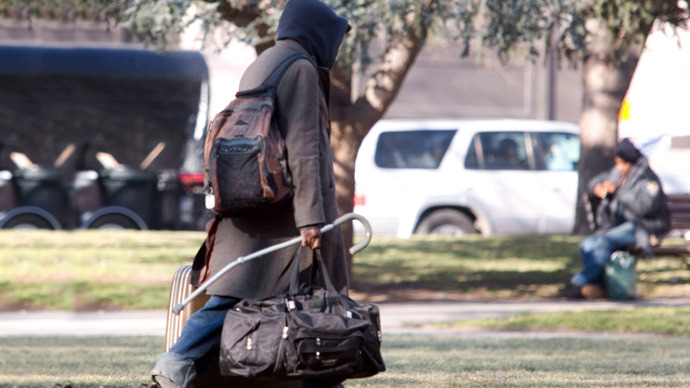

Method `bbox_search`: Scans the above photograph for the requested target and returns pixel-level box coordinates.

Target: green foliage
[122,0,208,49]
[4,0,687,66]
[117,0,688,69]
[0,0,129,25]
[478,0,687,64]
[483,0,551,59]
[583,0,688,48]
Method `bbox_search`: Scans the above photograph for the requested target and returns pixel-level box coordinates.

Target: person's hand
[300,227,321,249]
[594,181,617,198]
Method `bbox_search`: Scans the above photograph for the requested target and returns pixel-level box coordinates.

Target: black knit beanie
[615,138,641,164]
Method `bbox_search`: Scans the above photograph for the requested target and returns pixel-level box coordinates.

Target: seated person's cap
[615,138,641,163]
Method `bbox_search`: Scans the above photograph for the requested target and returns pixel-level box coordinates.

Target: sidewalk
[1,297,688,337]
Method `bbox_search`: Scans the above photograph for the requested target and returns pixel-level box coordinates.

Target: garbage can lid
[100,167,158,182]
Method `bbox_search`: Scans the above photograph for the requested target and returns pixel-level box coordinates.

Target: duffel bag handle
[287,247,340,299]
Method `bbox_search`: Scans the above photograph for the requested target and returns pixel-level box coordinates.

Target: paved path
[1,298,689,337]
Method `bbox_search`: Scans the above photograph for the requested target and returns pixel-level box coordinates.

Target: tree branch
[347,3,434,138]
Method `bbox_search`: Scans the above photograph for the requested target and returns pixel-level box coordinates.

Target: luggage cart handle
[173,212,372,314]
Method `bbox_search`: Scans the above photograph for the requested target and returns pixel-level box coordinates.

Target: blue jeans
[571,222,637,287]
[169,295,240,370]
[152,295,239,387]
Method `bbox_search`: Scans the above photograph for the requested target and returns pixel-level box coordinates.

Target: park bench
[652,194,690,266]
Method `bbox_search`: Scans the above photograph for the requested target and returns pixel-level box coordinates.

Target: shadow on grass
[353,236,582,300]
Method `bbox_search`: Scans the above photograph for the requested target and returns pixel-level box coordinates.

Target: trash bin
[71,170,104,217]
[0,170,17,213]
[157,170,181,230]
[100,167,158,228]
[13,167,66,222]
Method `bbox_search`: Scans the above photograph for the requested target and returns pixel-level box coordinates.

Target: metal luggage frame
[164,212,372,351]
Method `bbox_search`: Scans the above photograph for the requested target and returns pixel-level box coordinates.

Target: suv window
[374,130,456,169]
[534,132,580,171]
[465,132,529,170]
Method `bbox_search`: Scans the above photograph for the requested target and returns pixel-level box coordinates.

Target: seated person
[560,138,670,299]
[487,138,528,170]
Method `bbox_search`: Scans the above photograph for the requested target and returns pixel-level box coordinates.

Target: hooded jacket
[588,156,671,255]
[276,0,349,70]
[200,0,350,299]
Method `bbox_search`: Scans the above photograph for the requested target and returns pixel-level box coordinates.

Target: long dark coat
[203,40,348,300]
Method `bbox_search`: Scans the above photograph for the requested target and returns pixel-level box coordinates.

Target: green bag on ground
[604,251,638,300]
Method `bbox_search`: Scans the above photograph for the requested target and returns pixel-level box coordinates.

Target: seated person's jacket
[588,156,671,256]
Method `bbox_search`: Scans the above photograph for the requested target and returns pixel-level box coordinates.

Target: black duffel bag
[218,247,385,381]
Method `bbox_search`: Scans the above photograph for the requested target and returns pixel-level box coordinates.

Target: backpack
[203,53,307,216]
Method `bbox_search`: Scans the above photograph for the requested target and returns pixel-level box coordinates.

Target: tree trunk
[328,21,429,274]
[573,19,643,235]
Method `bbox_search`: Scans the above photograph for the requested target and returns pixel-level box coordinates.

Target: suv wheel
[417,210,477,236]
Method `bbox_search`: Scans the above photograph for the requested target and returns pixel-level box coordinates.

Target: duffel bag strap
[312,248,339,298]
[286,246,340,304]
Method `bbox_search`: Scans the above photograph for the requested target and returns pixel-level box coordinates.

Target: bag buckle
[286,297,296,311]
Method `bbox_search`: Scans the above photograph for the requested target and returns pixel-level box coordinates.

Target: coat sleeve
[277,60,326,228]
[587,168,616,194]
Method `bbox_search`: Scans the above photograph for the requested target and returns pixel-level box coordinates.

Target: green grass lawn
[2,334,690,387]
[1,231,689,310]
[2,231,690,387]
[439,306,690,335]
[0,230,203,310]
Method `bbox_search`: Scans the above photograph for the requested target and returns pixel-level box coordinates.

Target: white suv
[354,119,581,237]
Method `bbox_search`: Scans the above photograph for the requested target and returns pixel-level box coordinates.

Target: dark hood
[276,0,349,69]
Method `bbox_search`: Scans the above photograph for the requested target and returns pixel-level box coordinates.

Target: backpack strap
[262,53,309,88]
[236,53,309,98]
